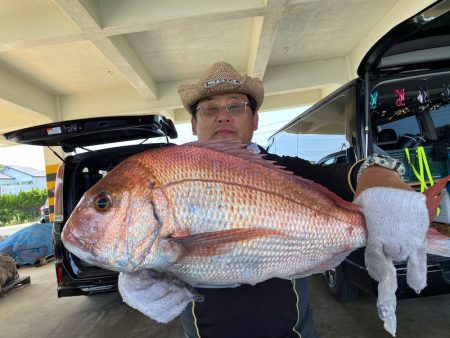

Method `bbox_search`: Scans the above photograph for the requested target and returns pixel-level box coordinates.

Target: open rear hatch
[3,115,177,152]
[358,0,450,79]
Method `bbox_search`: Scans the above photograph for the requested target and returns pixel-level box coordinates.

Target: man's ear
[253,112,259,131]
[191,116,197,135]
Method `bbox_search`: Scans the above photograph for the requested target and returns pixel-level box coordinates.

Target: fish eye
[94,193,112,212]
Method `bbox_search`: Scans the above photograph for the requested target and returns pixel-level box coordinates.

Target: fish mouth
[62,240,98,265]
[61,229,125,271]
[63,240,124,272]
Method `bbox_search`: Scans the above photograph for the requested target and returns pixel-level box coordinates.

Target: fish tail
[424,175,450,221]
[424,175,450,257]
[426,227,450,257]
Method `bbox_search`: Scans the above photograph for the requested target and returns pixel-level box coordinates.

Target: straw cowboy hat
[177,62,264,114]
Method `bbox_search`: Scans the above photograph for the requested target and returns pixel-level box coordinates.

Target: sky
[0,107,307,172]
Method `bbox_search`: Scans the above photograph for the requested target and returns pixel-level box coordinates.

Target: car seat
[396,134,417,148]
[396,134,426,149]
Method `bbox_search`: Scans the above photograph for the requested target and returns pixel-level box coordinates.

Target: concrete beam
[0,2,81,52]
[56,57,346,122]
[1,1,265,52]
[174,108,191,123]
[58,86,174,121]
[247,0,287,80]
[49,55,350,123]
[94,36,158,100]
[261,88,322,112]
[0,66,57,122]
[100,0,265,34]
[0,99,54,137]
[54,0,158,100]
[54,0,102,32]
[263,58,350,94]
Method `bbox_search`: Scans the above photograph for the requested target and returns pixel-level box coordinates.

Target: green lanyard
[405,146,440,214]
[404,146,434,192]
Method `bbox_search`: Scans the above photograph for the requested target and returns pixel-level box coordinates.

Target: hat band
[203,79,241,88]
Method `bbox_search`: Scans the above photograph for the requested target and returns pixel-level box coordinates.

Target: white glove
[354,187,429,293]
[376,258,398,336]
[118,270,200,323]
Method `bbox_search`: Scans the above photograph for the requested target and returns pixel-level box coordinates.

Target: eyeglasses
[196,102,249,117]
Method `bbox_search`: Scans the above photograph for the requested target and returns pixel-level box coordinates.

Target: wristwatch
[356,153,406,182]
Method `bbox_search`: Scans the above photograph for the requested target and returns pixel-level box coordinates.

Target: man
[174,62,429,338]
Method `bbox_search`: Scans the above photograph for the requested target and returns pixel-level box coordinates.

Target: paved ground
[0,263,184,338]
[310,278,450,338]
[0,223,35,237]
[0,262,449,338]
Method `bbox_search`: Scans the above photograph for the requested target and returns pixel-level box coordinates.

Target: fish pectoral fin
[168,228,285,257]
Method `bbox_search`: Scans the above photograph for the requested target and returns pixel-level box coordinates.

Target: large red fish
[62,141,449,287]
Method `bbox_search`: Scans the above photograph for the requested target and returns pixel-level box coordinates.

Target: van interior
[370,71,450,184]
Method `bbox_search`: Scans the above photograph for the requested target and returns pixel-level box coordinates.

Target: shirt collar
[246,142,261,154]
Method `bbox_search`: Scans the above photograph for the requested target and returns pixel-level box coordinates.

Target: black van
[267,0,450,301]
[4,115,177,297]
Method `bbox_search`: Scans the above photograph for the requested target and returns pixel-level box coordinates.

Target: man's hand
[354,165,429,292]
[354,187,429,292]
[118,270,199,323]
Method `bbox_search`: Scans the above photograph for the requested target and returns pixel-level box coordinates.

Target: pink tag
[394,88,405,106]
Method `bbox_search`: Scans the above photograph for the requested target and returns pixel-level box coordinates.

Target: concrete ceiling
[0,0,436,145]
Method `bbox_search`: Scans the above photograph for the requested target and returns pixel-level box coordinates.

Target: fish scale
[154,176,366,286]
[147,145,335,213]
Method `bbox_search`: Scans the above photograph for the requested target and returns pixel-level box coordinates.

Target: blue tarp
[0,223,54,265]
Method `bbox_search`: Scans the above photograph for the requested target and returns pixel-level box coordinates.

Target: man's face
[191,93,259,144]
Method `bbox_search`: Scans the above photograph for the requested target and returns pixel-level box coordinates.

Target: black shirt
[180,153,357,338]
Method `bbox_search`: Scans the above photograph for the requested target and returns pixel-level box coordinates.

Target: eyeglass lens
[198,102,248,117]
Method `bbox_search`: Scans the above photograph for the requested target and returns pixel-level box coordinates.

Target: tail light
[54,164,64,222]
[56,265,63,284]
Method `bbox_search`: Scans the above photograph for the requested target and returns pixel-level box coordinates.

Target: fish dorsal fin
[183,140,286,171]
[183,140,361,213]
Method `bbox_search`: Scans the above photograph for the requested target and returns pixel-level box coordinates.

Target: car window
[370,71,450,150]
[430,103,450,140]
[375,115,421,139]
[268,84,355,163]
[321,158,337,165]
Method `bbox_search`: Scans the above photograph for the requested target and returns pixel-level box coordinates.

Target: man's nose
[217,106,230,122]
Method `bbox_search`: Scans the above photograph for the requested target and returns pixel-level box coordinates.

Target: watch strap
[357,153,406,182]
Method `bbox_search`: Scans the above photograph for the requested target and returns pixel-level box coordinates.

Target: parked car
[4,114,177,297]
[267,0,450,301]
[40,199,50,223]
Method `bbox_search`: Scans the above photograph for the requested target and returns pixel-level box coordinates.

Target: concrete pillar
[43,147,64,222]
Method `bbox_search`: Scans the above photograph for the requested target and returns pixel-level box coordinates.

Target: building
[0,165,46,195]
